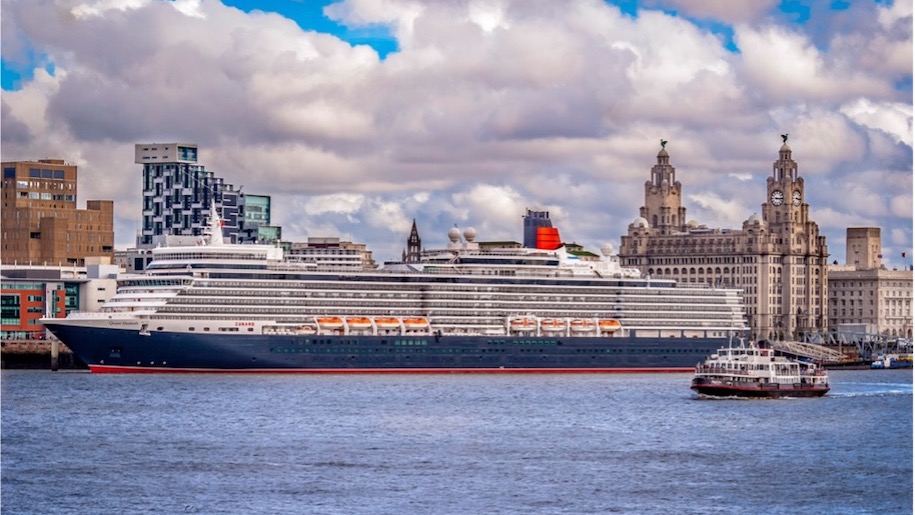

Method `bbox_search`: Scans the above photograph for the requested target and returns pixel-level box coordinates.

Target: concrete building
[619,139,830,342]
[1,159,114,266]
[827,228,913,339]
[286,237,377,270]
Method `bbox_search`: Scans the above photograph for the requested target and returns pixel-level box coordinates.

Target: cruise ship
[42,206,749,373]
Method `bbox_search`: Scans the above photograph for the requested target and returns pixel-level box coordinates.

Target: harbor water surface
[2,369,912,514]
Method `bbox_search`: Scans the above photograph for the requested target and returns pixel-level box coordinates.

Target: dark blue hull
[45,323,721,373]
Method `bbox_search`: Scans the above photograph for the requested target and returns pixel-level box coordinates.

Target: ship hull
[690,377,829,398]
[45,323,722,374]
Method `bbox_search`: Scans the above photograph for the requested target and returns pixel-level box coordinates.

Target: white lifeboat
[539,319,567,332]
[510,317,537,331]
[295,325,317,335]
[569,319,595,332]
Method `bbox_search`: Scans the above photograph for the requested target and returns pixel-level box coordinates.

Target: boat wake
[827,385,913,398]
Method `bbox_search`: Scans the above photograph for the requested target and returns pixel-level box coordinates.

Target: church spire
[405,218,422,263]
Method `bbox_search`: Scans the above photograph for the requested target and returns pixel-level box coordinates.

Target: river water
[1,369,911,514]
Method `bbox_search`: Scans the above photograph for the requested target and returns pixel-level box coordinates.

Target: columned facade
[619,139,829,341]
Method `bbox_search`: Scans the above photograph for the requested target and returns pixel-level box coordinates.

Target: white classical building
[619,139,830,342]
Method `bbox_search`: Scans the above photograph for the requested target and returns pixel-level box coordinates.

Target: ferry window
[204,327,210,332]
[189,327,195,331]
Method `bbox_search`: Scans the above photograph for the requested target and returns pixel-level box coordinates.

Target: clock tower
[764,134,804,217]
[756,135,828,341]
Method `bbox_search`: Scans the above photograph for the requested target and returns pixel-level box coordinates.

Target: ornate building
[619,139,830,341]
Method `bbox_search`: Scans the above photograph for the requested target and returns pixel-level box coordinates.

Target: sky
[1,0,912,268]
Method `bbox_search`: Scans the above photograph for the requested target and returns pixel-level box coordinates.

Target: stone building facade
[827,228,912,339]
[619,140,830,342]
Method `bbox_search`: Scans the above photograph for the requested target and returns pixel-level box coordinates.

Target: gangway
[802,331,912,361]
[771,340,850,364]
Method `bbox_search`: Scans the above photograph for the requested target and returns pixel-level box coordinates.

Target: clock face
[770,190,784,206]
[792,190,802,205]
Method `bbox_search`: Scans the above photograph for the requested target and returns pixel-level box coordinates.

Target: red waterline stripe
[89,365,692,374]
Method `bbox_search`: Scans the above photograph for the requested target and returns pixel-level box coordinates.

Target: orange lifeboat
[316,317,344,329]
[402,318,429,330]
[598,319,622,332]
[540,319,567,332]
[510,318,537,331]
[346,317,373,330]
[374,317,401,329]
[569,319,595,332]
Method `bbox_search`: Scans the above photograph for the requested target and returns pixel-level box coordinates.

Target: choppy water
[2,369,912,514]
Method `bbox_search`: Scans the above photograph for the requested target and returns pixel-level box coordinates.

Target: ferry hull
[690,377,829,398]
[45,323,722,374]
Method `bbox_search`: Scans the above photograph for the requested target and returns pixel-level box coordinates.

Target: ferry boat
[42,205,749,374]
[691,339,830,398]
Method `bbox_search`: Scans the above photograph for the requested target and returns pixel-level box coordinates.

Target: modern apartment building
[135,143,281,247]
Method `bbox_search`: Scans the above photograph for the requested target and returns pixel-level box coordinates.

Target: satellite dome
[687,219,700,228]
[463,227,477,242]
[448,226,461,242]
[601,243,614,256]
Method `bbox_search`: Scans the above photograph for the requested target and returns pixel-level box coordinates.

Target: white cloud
[303,193,365,216]
[840,98,913,146]
[647,0,778,24]
[735,24,889,102]
[0,0,909,267]
[70,0,150,19]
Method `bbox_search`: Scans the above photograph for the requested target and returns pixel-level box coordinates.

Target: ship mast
[203,201,225,246]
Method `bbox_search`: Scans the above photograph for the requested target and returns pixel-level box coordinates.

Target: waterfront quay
[1,339,84,370]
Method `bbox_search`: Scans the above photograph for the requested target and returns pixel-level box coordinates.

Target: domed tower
[640,140,687,235]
